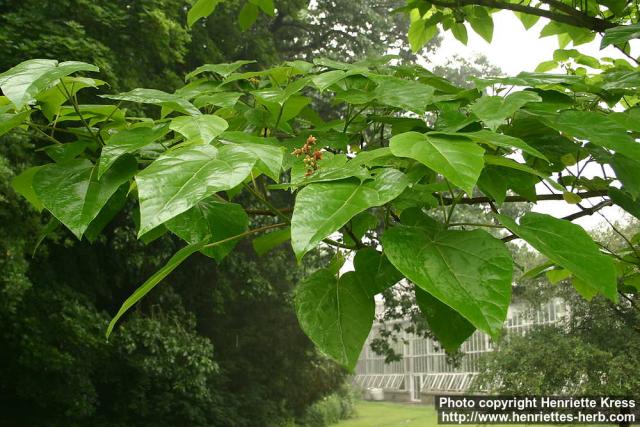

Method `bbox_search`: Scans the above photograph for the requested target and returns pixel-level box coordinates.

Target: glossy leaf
[33,156,137,239]
[169,114,228,144]
[136,144,256,236]
[291,168,409,260]
[107,240,207,338]
[186,60,256,80]
[437,130,547,160]
[371,75,435,114]
[187,0,224,27]
[542,110,640,160]
[497,213,617,302]
[218,131,284,181]
[382,224,513,338]
[101,88,200,116]
[414,286,475,352]
[469,91,541,131]
[353,248,403,296]
[295,268,374,370]
[37,76,105,120]
[99,124,169,178]
[166,199,249,261]
[0,111,29,137]
[601,23,640,48]
[390,131,484,194]
[11,166,44,211]
[0,59,98,109]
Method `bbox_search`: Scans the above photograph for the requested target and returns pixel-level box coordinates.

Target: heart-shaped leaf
[0,59,98,109]
[295,268,374,370]
[382,224,512,338]
[33,156,136,239]
[136,144,256,236]
[390,131,484,194]
[414,286,475,352]
[169,114,228,144]
[291,168,408,260]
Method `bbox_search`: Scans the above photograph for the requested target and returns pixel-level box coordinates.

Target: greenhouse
[354,298,568,402]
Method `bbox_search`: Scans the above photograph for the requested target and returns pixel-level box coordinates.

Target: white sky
[425,11,637,230]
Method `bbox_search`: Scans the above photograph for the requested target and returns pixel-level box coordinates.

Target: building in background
[354,298,568,402]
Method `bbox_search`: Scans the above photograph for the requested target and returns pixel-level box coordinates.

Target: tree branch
[441,190,608,205]
[428,0,616,32]
[245,191,610,216]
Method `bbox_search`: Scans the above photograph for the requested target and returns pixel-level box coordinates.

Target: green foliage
[295,268,375,370]
[297,384,358,427]
[400,0,640,55]
[474,291,640,396]
[2,47,640,372]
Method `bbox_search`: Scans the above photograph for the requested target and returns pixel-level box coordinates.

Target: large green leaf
[166,199,248,261]
[469,91,541,131]
[610,153,640,199]
[194,92,243,109]
[295,268,374,370]
[185,60,256,80]
[218,131,284,181]
[32,156,137,239]
[609,188,640,220]
[11,166,44,211]
[291,168,408,260]
[408,18,438,53]
[238,2,259,30]
[98,124,169,178]
[312,70,348,91]
[389,131,484,194]
[250,0,275,15]
[0,111,29,137]
[37,76,105,120]
[435,130,548,160]
[601,23,640,48]
[497,213,617,302]
[106,240,207,338]
[414,286,475,352]
[371,75,435,114]
[541,110,640,159]
[187,0,225,27]
[382,224,512,338]
[101,88,200,116]
[467,6,494,42]
[0,59,98,109]
[169,114,228,144]
[136,144,256,236]
[353,248,403,297]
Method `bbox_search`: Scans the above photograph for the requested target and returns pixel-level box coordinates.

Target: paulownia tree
[1,40,639,370]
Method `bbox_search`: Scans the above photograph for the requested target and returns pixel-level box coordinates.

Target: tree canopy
[1,0,640,377]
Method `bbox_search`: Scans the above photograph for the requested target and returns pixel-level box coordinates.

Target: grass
[330,401,438,427]
[331,401,606,427]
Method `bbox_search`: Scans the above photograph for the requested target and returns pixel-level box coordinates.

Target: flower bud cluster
[291,135,323,176]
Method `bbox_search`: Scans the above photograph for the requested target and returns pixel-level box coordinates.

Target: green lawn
[331,401,608,427]
[331,401,438,427]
